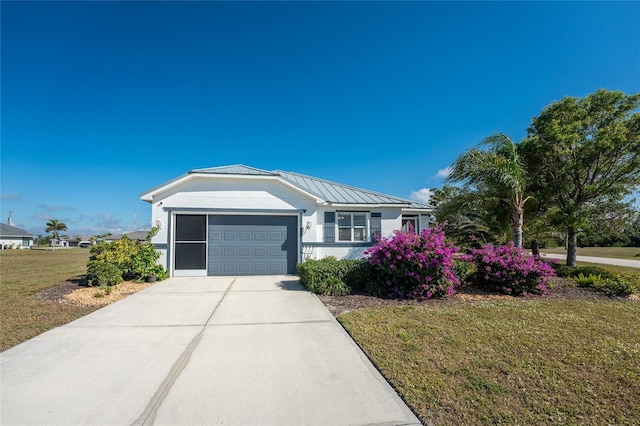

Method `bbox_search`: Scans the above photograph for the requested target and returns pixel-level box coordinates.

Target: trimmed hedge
[297,257,373,295]
[86,260,124,287]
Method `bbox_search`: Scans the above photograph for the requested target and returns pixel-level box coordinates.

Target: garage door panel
[208,215,297,276]
[223,232,237,242]
[254,232,267,242]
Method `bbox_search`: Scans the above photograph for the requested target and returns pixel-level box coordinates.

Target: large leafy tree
[448,133,531,247]
[45,219,68,241]
[521,89,640,266]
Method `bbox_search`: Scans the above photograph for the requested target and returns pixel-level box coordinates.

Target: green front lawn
[542,246,640,260]
[0,249,95,351]
[340,300,640,425]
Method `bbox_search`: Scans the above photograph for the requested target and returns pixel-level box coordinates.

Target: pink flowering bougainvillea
[463,243,555,296]
[364,226,460,300]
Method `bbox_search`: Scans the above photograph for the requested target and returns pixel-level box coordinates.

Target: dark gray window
[175,214,206,270]
[324,212,336,243]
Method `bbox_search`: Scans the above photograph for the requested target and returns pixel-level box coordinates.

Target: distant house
[50,239,69,248]
[0,223,34,249]
[141,164,434,277]
[104,231,151,242]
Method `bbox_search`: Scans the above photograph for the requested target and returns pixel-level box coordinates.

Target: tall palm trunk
[511,205,524,247]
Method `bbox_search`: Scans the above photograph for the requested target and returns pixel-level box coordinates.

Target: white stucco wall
[0,237,32,249]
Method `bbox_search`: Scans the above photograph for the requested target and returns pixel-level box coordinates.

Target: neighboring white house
[0,223,34,250]
[141,165,435,277]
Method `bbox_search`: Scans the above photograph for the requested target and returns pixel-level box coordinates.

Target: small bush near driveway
[297,257,371,295]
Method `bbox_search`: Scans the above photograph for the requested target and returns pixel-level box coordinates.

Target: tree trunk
[531,240,540,256]
[513,226,523,248]
[566,226,578,267]
[511,207,524,247]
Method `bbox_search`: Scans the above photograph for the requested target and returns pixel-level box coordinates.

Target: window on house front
[402,216,418,233]
[22,238,30,247]
[337,212,367,242]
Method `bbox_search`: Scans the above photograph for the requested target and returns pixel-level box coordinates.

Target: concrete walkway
[538,253,640,268]
[1,276,420,425]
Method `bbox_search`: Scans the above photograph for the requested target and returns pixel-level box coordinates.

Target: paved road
[538,253,640,269]
[1,276,420,425]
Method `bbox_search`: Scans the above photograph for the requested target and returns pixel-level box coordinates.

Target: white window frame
[337,212,368,242]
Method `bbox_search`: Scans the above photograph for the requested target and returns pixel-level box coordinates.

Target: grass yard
[340,300,640,425]
[0,249,95,351]
[576,262,640,276]
[542,246,640,260]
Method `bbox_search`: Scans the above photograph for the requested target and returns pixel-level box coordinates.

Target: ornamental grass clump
[365,227,460,300]
[465,243,555,296]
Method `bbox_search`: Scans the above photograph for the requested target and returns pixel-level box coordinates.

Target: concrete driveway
[1,276,420,425]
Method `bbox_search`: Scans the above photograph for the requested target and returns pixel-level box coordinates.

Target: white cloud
[1,193,21,200]
[32,213,54,221]
[435,167,452,179]
[409,188,433,204]
[37,204,75,212]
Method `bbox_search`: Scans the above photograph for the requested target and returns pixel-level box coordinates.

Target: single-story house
[141,165,435,277]
[0,223,34,249]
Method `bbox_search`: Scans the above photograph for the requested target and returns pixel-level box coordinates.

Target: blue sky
[1,1,639,236]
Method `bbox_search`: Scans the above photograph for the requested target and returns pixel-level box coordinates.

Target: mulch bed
[318,278,632,317]
[37,280,156,307]
[38,277,635,315]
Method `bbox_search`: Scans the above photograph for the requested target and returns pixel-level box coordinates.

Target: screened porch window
[174,214,207,270]
[337,212,367,242]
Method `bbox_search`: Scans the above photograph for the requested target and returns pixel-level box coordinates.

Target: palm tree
[45,219,68,243]
[448,133,531,247]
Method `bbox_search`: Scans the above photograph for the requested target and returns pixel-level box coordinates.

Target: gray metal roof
[186,164,433,209]
[0,223,35,237]
[274,170,424,206]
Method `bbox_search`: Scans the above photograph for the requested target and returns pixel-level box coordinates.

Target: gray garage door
[208,215,298,275]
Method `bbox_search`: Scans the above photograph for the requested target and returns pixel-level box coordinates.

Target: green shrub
[571,272,640,297]
[320,276,351,296]
[573,273,603,287]
[86,260,123,287]
[550,263,613,279]
[594,274,640,297]
[88,228,168,282]
[297,257,372,295]
[453,258,475,284]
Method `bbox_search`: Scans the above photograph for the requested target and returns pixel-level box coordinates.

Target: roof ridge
[190,164,275,175]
